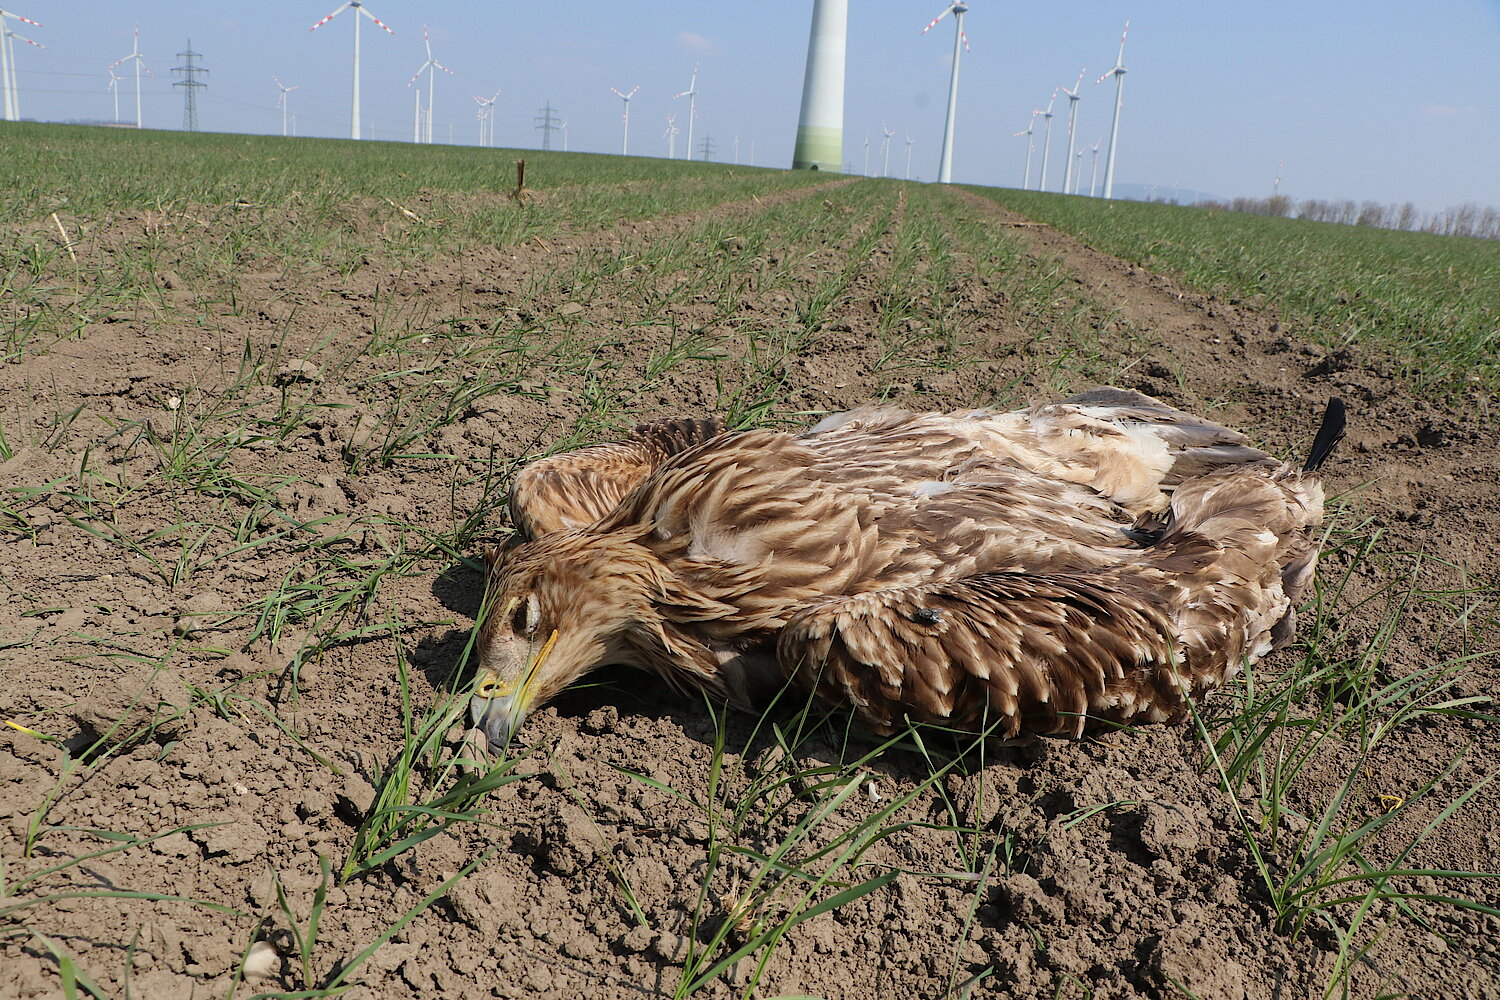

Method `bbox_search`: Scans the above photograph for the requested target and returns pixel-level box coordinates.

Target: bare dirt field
[2,172,1497,999]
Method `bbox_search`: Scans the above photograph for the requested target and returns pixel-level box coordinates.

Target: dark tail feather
[1303,398,1347,472]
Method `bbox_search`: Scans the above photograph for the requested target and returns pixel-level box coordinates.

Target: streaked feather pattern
[475,389,1343,743]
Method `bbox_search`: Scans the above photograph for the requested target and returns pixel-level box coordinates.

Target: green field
[972,186,1500,391]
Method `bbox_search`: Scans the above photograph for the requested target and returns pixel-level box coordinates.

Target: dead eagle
[470,388,1344,751]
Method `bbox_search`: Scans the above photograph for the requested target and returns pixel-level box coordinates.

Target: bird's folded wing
[776,572,1181,738]
[1054,388,1278,486]
[509,417,726,538]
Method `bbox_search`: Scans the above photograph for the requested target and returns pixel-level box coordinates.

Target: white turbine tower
[610,85,638,156]
[904,133,914,180]
[1096,20,1129,199]
[473,90,499,147]
[862,132,869,176]
[1012,112,1037,190]
[880,122,895,178]
[1037,89,1058,192]
[1060,67,1084,195]
[274,76,299,137]
[792,0,846,171]
[309,1,395,141]
[107,65,121,124]
[1088,136,1102,197]
[1072,147,1085,194]
[110,24,153,130]
[674,65,698,161]
[1,9,44,122]
[406,25,453,144]
[663,113,679,159]
[921,1,970,184]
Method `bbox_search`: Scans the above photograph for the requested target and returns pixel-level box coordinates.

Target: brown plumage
[469,388,1344,749]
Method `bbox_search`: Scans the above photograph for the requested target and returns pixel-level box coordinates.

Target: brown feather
[475,390,1339,743]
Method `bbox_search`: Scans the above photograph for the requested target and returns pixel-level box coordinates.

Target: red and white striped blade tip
[358,6,395,34]
[309,3,351,31]
[4,11,44,27]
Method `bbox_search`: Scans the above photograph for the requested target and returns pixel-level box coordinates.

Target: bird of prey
[469,388,1344,750]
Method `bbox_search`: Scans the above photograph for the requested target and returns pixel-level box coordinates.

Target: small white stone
[231,782,249,796]
[242,940,279,981]
[166,396,182,411]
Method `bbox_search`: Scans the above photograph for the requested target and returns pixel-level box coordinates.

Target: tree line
[1172,193,1500,240]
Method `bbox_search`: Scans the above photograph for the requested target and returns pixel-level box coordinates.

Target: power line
[533,101,560,151]
[171,40,207,132]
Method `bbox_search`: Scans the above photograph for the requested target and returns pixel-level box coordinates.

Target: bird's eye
[511,593,540,636]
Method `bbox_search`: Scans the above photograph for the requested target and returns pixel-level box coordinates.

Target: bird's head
[469,529,665,752]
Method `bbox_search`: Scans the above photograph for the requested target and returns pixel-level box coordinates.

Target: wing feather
[777,573,1183,738]
[509,417,725,538]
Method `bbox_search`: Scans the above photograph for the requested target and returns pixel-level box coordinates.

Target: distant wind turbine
[610,85,638,156]
[309,1,395,141]
[1088,136,1102,197]
[274,76,299,137]
[674,65,698,161]
[904,133,914,180]
[406,25,452,144]
[1012,112,1037,190]
[921,1,971,184]
[1072,147,1085,194]
[862,132,869,176]
[1,8,44,122]
[110,24,153,129]
[107,65,121,124]
[473,90,499,147]
[663,113,679,159]
[1037,89,1058,192]
[880,122,895,178]
[1096,20,1129,199]
[792,0,846,171]
[1060,67,1085,194]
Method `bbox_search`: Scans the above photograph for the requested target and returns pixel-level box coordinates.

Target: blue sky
[5,1,1498,211]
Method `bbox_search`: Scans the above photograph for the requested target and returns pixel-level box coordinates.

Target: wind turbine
[110,24,153,129]
[1,9,43,122]
[1096,20,1129,199]
[1072,147,1085,194]
[560,119,569,152]
[309,1,395,141]
[473,90,499,147]
[880,122,895,178]
[663,113,679,159]
[1012,112,1037,190]
[1060,67,1084,195]
[1088,136,1102,197]
[674,65,698,161]
[274,76,299,137]
[610,85,638,156]
[904,133,914,180]
[1037,89,1058,192]
[792,0,846,171]
[406,25,452,144]
[107,65,121,124]
[921,1,970,184]
[862,132,869,176]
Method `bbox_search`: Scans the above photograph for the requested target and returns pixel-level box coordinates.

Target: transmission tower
[172,40,208,132]
[534,102,561,151]
[697,135,716,162]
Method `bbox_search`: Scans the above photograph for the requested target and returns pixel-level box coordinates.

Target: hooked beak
[469,629,559,752]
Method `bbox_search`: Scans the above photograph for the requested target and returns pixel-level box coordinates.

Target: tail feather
[1303,398,1346,472]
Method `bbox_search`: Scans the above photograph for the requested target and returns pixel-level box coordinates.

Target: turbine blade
[433,61,455,75]
[921,7,952,34]
[961,29,971,52]
[358,6,396,35]
[309,2,351,31]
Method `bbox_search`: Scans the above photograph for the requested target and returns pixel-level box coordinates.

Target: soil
[2,177,1497,1000]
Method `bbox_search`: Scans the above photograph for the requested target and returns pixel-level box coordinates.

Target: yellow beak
[469,629,559,752]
